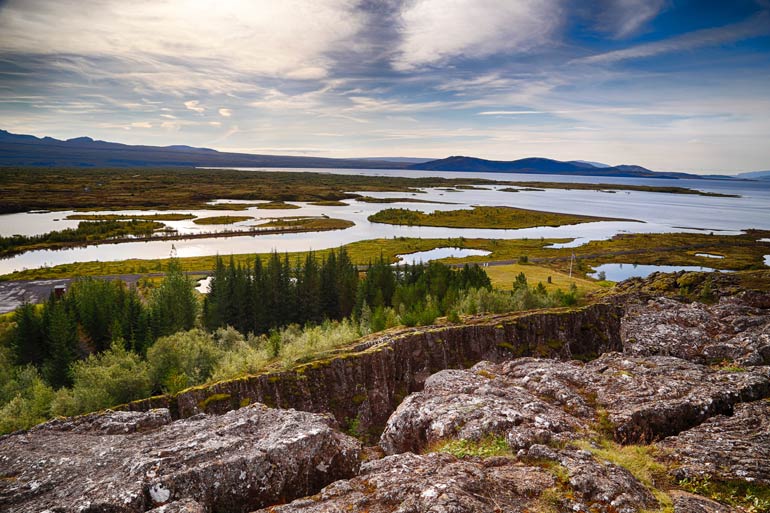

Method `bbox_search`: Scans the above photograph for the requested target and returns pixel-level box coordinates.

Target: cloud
[218,108,232,117]
[594,0,665,38]
[0,0,365,81]
[392,0,561,71]
[577,12,770,64]
[184,100,205,113]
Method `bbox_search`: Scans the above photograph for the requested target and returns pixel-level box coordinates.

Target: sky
[0,0,769,174]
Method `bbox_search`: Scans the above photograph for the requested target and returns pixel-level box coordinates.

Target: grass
[498,181,737,198]
[255,201,301,210]
[192,215,253,225]
[368,206,637,229]
[308,200,349,206]
[2,232,767,281]
[483,263,602,294]
[678,476,770,513]
[575,439,669,490]
[428,436,512,458]
[354,196,455,205]
[257,217,354,231]
[0,167,737,214]
[66,213,196,221]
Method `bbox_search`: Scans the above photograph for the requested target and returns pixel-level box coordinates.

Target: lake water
[589,263,720,281]
[1,168,768,275]
[395,247,491,265]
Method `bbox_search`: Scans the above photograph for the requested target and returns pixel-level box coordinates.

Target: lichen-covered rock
[669,491,740,513]
[382,354,770,449]
[0,404,361,513]
[661,400,770,485]
[253,452,555,513]
[622,294,770,366]
[380,363,586,455]
[522,445,658,513]
[501,354,770,443]
[146,498,206,513]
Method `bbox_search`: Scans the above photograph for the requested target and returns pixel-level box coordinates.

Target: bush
[0,369,54,434]
[147,329,223,394]
[50,341,151,417]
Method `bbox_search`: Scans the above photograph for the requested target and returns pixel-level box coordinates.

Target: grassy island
[192,215,253,225]
[368,206,636,229]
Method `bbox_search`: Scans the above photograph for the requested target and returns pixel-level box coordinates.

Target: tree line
[0,220,163,256]
[9,260,196,388]
[202,251,492,335]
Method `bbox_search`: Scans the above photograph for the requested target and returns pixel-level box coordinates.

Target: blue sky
[0,0,769,173]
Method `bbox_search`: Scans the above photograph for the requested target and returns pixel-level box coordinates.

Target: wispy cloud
[594,0,666,38]
[218,108,232,117]
[577,12,770,64]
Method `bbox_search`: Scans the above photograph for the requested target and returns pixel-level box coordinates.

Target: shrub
[146,329,223,393]
[51,341,151,417]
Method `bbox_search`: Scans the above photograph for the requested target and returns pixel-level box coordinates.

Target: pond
[589,263,720,281]
[694,253,725,259]
[395,247,491,265]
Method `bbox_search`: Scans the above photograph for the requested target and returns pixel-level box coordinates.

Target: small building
[53,285,66,299]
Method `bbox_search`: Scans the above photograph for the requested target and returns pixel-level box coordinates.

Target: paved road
[0,273,210,314]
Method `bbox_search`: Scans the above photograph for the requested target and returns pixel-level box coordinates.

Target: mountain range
[0,129,747,179]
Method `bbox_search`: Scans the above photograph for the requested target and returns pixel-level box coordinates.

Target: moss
[476,369,497,380]
[351,393,368,405]
[428,436,512,458]
[678,476,770,513]
[197,393,231,411]
[239,397,251,408]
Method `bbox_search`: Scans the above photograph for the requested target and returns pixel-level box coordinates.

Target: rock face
[621,293,770,366]
[254,452,556,513]
[0,404,361,513]
[382,354,770,449]
[123,303,622,441]
[661,399,770,485]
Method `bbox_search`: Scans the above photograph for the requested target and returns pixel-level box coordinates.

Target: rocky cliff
[123,302,623,441]
[2,271,769,512]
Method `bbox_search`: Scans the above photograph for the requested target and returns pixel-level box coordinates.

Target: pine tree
[42,299,77,388]
[11,302,45,367]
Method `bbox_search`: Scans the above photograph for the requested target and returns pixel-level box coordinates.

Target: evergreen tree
[11,302,45,367]
[41,299,77,388]
[150,259,198,337]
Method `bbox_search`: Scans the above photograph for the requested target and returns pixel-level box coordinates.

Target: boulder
[0,404,361,513]
[669,491,740,513]
[382,354,770,449]
[661,400,770,485]
[380,362,586,455]
[253,452,555,513]
[621,294,770,366]
[500,354,770,443]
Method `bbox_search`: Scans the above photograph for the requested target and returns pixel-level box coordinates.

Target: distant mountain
[0,129,727,180]
[735,170,770,180]
[408,156,699,179]
[568,160,611,168]
[351,157,434,164]
[0,130,410,169]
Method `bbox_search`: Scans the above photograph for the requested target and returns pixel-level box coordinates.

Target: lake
[0,168,768,275]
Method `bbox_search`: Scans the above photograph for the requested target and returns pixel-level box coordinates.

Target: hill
[736,170,770,180]
[0,130,409,169]
[408,155,700,179]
